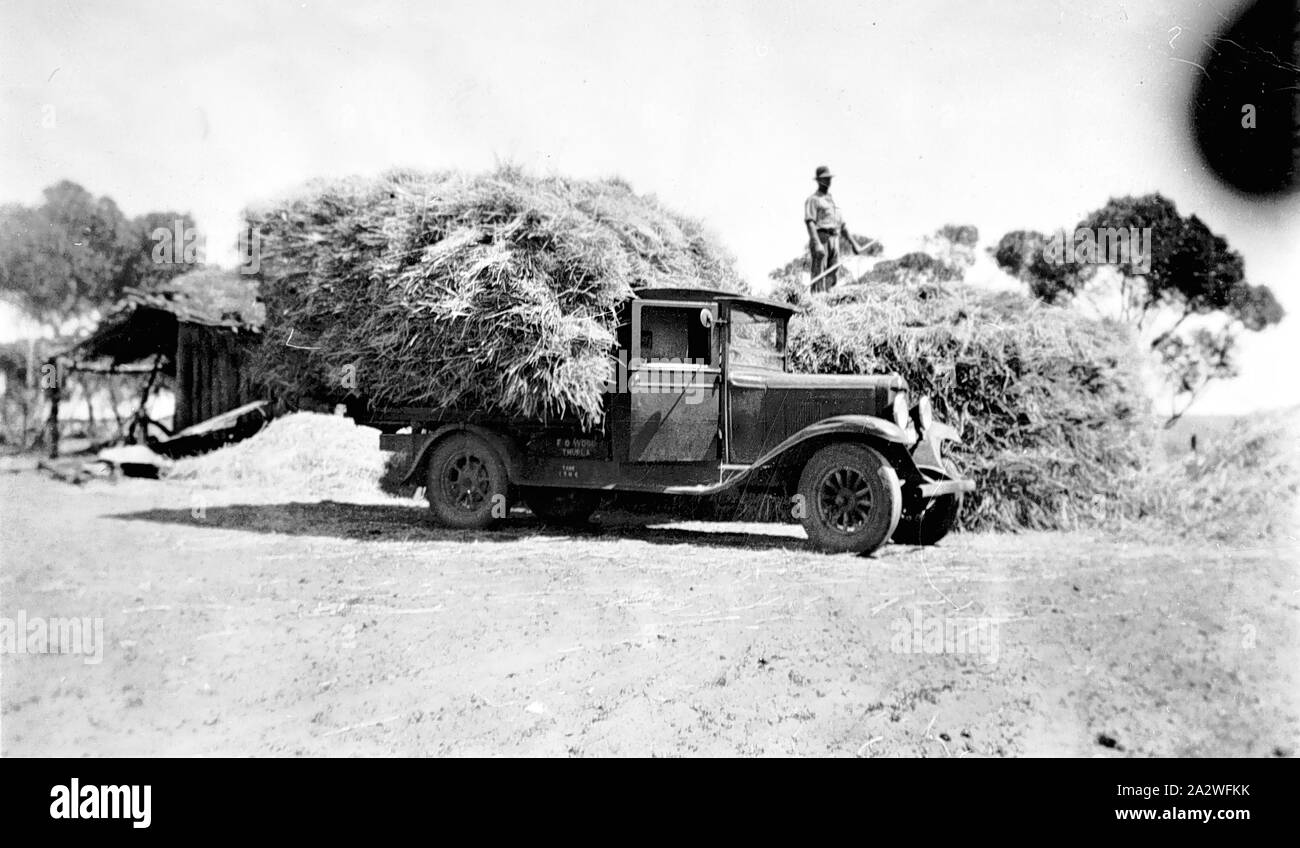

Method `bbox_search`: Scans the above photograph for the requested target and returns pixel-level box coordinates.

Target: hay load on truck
[246,168,974,555]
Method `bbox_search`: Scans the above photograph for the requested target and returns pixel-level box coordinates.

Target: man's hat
[814,165,834,180]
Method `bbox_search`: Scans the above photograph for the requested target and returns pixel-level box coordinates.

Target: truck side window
[729,307,786,371]
[638,306,712,366]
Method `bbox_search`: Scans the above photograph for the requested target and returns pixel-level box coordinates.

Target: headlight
[892,392,910,431]
[913,395,933,433]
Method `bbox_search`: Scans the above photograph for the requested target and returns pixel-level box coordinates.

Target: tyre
[797,443,902,556]
[521,486,601,525]
[424,433,509,529]
[892,458,964,546]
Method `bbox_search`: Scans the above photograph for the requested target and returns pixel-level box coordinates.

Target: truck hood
[724,369,908,463]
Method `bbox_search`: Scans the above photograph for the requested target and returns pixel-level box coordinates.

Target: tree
[0,182,200,448]
[992,229,1076,303]
[0,182,128,332]
[0,181,196,334]
[993,194,1285,423]
[861,251,961,286]
[770,224,982,301]
[860,225,980,286]
[768,231,883,306]
[920,224,980,280]
[125,209,202,291]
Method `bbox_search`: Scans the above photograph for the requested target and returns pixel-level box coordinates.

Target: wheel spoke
[814,462,883,536]
[443,452,492,511]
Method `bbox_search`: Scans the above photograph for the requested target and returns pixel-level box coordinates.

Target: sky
[1,0,1296,414]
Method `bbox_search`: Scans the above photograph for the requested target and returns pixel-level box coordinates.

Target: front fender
[799,414,911,446]
[743,414,910,474]
[911,419,961,473]
[399,424,521,485]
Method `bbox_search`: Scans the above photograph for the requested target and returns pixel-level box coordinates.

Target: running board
[660,465,752,495]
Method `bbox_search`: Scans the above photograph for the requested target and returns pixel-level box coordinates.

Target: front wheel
[425,433,509,529]
[892,458,964,546]
[797,443,902,556]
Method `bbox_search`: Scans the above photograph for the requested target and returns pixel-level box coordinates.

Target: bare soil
[2,470,1296,757]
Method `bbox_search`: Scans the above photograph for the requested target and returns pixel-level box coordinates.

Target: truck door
[627,300,720,462]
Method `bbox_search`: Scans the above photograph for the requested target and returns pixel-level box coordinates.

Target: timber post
[45,356,61,459]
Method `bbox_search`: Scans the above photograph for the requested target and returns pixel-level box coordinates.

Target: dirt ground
[2,468,1297,757]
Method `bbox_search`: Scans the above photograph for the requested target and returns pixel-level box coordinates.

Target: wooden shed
[171,319,261,430]
[49,268,266,451]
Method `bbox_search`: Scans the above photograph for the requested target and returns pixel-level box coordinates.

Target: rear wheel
[521,486,601,525]
[425,433,509,529]
[797,443,902,556]
[892,458,964,546]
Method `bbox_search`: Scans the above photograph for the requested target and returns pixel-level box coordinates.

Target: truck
[368,287,975,556]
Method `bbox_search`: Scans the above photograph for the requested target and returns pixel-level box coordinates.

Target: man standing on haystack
[805,165,869,293]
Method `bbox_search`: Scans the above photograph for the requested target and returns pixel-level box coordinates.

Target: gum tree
[0,181,196,334]
[0,181,198,444]
[993,194,1284,424]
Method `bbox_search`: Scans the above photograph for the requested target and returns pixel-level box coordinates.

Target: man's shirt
[805,192,841,231]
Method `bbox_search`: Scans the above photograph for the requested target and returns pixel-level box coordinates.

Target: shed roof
[60,268,264,367]
[121,268,265,329]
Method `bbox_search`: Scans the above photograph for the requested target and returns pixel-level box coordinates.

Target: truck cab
[373,287,974,556]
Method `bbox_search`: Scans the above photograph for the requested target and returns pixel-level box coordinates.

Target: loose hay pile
[169,413,388,498]
[790,282,1155,532]
[1133,411,1299,542]
[247,167,742,425]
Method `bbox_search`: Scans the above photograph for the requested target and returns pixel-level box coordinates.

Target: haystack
[1132,411,1299,542]
[168,412,387,498]
[246,167,742,425]
[790,282,1155,532]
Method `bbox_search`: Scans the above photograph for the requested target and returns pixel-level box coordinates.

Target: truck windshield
[729,306,786,371]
